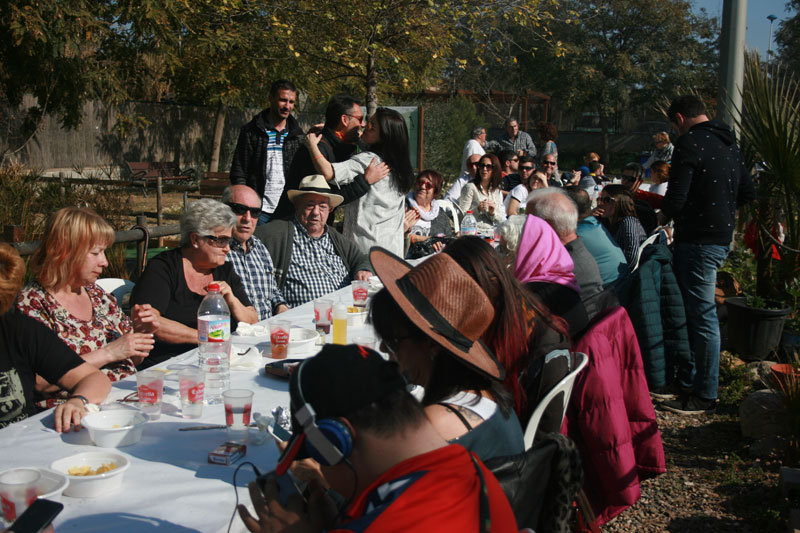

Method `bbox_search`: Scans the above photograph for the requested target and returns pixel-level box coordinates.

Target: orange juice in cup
[270,319,290,359]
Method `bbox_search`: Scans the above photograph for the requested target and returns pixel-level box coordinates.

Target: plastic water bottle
[197,283,231,404]
[460,210,478,236]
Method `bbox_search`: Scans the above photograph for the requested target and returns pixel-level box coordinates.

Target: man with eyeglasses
[444,153,482,205]
[222,185,288,320]
[541,153,561,187]
[231,79,303,226]
[273,94,375,221]
[256,176,372,308]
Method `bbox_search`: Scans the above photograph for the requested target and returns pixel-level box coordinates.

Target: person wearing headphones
[238,344,517,532]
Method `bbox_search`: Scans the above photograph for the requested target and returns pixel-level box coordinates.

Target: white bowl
[81,410,148,448]
[347,307,368,327]
[50,451,130,498]
[288,328,319,354]
[37,468,69,501]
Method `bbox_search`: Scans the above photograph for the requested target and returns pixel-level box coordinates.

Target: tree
[0,0,112,161]
[776,0,800,74]
[508,0,717,161]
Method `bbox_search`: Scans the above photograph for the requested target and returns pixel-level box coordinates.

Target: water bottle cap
[207,282,221,292]
[466,210,473,214]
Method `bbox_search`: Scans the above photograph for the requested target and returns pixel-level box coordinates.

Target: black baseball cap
[276,344,406,475]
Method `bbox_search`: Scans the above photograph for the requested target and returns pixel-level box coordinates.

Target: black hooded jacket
[661,120,755,245]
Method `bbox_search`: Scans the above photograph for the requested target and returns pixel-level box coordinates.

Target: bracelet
[68,395,89,406]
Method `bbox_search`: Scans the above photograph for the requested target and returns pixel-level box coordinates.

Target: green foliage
[718,356,749,408]
[776,0,800,75]
[734,52,800,299]
[421,95,485,183]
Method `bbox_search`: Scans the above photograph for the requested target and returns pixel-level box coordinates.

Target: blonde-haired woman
[642,132,674,170]
[16,207,158,406]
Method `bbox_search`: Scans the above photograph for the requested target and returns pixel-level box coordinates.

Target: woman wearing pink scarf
[500,215,589,336]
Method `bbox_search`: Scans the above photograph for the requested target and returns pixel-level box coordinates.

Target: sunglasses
[416,181,434,190]
[520,165,535,171]
[600,196,616,205]
[203,235,232,248]
[478,163,494,169]
[541,161,556,166]
[467,160,481,167]
[226,202,261,218]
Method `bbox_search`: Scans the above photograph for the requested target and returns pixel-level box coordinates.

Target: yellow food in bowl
[347,306,365,313]
[68,462,118,476]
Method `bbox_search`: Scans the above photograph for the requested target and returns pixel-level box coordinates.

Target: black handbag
[483,433,583,533]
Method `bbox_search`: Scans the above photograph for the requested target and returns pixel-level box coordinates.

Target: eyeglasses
[226,202,261,218]
[416,181,434,190]
[600,196,616,205]
[511,158,519,162]
[541,161,556,166]
[478,163,494,169]
[520,165,535,171]
[202,235,232,248]
[346,114,365,123]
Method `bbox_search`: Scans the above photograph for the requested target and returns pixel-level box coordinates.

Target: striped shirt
[262,127,288,214]
[226,237,285,319]
[284,220,350,307]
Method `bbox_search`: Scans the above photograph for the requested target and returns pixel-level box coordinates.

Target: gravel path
[603,406,785,532]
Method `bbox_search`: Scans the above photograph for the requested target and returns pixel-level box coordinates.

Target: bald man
[222,185,288,319]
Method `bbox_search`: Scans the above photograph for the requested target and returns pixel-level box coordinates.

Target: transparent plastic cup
[136,369,164,420]
[270,319,290,359]
[223,389,254,443]
[179,365,205,419]
[313,298,333,342]
[0,467,41,523]
[351,280,369,308]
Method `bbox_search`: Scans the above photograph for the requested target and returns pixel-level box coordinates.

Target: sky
[692,0,796,57]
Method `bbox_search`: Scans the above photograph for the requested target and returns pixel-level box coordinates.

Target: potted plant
[727,52,800,360]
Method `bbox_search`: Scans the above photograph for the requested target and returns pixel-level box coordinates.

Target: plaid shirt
[284,219,350,307]
[262,127,288,214]
[226,236,286,320]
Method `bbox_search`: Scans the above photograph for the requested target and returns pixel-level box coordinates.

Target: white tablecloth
[0,285,375,532]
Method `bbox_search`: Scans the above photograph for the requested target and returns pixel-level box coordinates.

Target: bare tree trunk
[366,51,378,117]
[598,111,610,165]
[209,102,226,172]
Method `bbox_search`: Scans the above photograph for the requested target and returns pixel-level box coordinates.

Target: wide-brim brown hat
[287,174,344,208]
[369,247,504,380]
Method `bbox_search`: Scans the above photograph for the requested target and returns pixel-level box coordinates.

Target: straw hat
[369,247,504,380]
[287,174,344,208]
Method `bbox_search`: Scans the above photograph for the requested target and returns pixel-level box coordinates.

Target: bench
[183,171,231,208]
[126,161,197,196]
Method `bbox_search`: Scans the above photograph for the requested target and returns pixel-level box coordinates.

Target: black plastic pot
[725,297,792,360]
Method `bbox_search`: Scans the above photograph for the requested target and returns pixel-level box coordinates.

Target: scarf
[407,193,440,222]
[513,215,580,293]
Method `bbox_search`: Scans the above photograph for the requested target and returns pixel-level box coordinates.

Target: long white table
[0,285,373,532]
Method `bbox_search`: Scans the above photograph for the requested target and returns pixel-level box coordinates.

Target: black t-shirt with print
[0,311,83,428]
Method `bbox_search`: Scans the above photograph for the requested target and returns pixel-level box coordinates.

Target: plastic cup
[352,333,377,350]
[136,369,164,420]
[314,298,333,341]
[351,280,369,308]
[179,365,205,419]
[223,389,254,443]
[270,319,290,359]
[0,468,41,523]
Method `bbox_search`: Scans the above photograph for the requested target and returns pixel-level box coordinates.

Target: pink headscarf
[513,215,581,293]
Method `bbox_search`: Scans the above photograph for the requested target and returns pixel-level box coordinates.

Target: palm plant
[734,51,800,300]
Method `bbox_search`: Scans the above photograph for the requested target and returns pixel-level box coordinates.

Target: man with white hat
[255,175,372,307]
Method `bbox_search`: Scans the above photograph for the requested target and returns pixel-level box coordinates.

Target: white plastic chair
[435,199,460,233]
[523,352,589,450]
[95,278,135,311]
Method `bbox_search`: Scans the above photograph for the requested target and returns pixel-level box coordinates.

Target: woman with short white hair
[131,199,258,368]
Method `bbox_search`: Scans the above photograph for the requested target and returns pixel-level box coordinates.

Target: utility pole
[718,0,748,135]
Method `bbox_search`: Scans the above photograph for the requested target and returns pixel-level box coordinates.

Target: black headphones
[293,359,354,466]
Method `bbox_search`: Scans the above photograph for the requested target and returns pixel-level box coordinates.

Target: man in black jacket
[230,79,303,225]
[272,93,373,221]
[659,95,755,415]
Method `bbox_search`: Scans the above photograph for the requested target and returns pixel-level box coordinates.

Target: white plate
[263,328,320,360]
